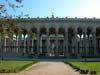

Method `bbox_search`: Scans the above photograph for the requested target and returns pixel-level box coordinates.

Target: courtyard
[0,61,79,75]
[0,60,100,75]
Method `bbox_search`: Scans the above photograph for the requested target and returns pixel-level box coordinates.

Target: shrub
[79,69,85,74]
[90,71,97,75]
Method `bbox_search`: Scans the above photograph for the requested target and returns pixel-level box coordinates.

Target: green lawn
[0,60,37,73]
[69,62,100,74]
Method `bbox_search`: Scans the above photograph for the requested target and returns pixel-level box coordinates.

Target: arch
[21,27,28,36]
[30,27,37,39]
[29,27,37,40]
[77,26,84,56]
[68,27,75,39]
[96,27,100,37]
[96,26,100,54]
[29,27,37,55]
[40,26,47,36]
[13,26,19,36]
[68,27,75,55]
[77,26,83,38]
[86,26,94,56]
[58,27,65,36]
[49,27,56,34]
[30,27,37,33]
[87,26,93,37]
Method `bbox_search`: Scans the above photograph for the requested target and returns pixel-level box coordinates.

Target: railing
[0,45,100,60]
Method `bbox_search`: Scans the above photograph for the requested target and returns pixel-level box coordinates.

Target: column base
[77,54,81,58]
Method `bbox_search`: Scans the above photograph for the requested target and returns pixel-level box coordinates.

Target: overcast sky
[1,0,100,18]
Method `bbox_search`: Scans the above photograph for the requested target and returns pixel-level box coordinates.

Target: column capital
[93,28,96,32]
[56,28,58,33]
[84,26,87,31]
[37,28,40,32]
[83,27,87,33]
[65,28,68,32]
[74,28,77,33]
[46,28,49,33]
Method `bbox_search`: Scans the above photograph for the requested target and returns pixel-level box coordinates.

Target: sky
[1,0,100,18]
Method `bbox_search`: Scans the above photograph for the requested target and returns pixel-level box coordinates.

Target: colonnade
[0,24,100,59]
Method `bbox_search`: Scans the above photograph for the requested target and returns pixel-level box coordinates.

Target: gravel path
[0,62,80,75]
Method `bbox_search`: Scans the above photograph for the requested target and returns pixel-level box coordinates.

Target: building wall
[0,18,100,59]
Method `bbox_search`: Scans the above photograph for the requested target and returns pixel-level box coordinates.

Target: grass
[70,62,100,71]
[0,60,38,73]
[65,62,100,74]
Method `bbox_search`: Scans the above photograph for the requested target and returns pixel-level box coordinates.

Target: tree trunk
[23,36,26,55]
[16,35,18,54]
[4,38,7,53]
[31,39,34,54]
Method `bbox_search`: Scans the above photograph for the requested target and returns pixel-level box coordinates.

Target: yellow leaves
[30,32,36,40]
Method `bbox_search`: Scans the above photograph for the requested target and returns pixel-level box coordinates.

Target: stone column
[15,38,17,54]
[40,36,42,53]
[93,28,97,55]
[83,27,87,57]
[27,32,30,55]
[65,29,69,58]
[46,28,49,56]
[9,29,13,55]
[74,29,78,58]
[63,37,65,57]
[37,29,40,57]
[56,28,58,56]
[18,33,22,56]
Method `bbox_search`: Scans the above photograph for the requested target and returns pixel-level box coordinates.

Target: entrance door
[41,40,46,56]
[58,40,64,56]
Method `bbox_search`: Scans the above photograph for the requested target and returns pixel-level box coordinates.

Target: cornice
[2,18,100,23]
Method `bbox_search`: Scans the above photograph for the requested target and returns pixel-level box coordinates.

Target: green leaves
[0,0,23,17]
[16,0,22,3]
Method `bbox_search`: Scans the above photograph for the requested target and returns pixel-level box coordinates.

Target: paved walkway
[1,62,80,75]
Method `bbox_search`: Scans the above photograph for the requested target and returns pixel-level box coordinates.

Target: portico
[0,17,100,59]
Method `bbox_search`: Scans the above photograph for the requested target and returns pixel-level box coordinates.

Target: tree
[68,27,74,45]
[40,27,47,56]
[87,27,93,51]
[77,27,83,46]
[0,0,23,16]
[30,27,37,54]
[13,25,19,54]
[0,20,5,60]
[87,27,93,38]
[21,27,28,55]
[96,27,100,52]
[77,27,83,54]
[0,20,9,59]
[78,27,83,38]
[68,27,74,54]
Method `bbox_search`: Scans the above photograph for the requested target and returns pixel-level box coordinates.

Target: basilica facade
[0,16,100,59]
